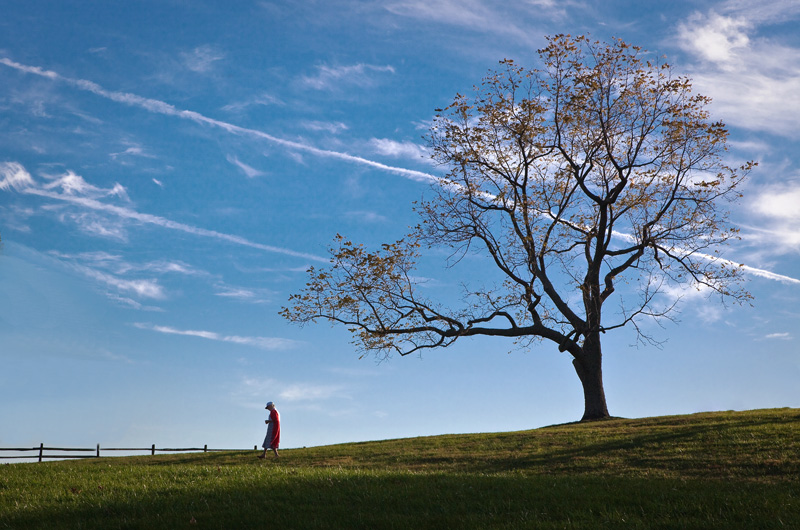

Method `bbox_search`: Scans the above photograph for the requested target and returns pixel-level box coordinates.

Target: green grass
[1,408,798,529]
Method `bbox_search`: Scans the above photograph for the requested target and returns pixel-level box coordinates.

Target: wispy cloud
[42,169,130,202]
[181,44,225,73]
[226,154,267,178]
[221,93,283,112]
[675,8,800,136]
[765,332,792,340]
[134,323,300,350]
[3,58,799,288]
[344,210,388,223]
[0,204,34,233]
[383,0,561,45]
[110,145,155,161]
[238,377,350,405]
[300,120,349,134]
[370,138,429,162]
[715,0,800,24]
[83,268,165,299]
[1,162,328,262]
[0,57,438,184]
[3,164,133,239]
[277,381,348,402]
[386,0,498,29]
[62,211,129,241]
[49,251,181,301]
[0,161,36,191]
[745,182,800,256]
[51,251,206,277]
[214,283,273,304]
[299,63,395,90]
[657,281,726,324]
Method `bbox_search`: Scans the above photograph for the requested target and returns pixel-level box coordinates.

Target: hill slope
[1,408,798,529]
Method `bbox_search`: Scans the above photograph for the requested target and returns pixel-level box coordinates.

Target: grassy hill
[1,408,798,529]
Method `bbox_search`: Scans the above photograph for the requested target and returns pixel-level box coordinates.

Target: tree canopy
[281,34,753,421]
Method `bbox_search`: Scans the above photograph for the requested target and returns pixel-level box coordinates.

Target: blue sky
[1,0,799,453]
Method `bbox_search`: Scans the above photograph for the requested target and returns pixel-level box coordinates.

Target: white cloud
[0,161,328,262]
[383,0,561,45]
[0,162,35,191]
[226,155,267,178]
[370,138,429,162]
[8,168,132,240]
[29,184,327,260]
[300,120,349,134]
[7,56,794,288]
[675,10,800,136]
[0,57,440,184]
[765,332,792,340]
[214,284,273,303]
[215,287,257,299]
[299,63,395,90]
[744,182,800,256]
[143,260,203,275]
[135,323,300,351]
[42,170,130,202]
[739,263,800,285]
[52,251,206,277]
[221,93,283,112]
[751,186,800,222]
[238,377,350,405]
[110,145,155,160]
[345,210,388,223]
[64,211,129,241]
[678,11,750,69]
[82,268,165,299]
[715,0,800,25]
[152,178,164,188]
[277,382,348,402]
[107,294,164,312]
[658,281,725,324]
[0,204,34,233]
[181,44,225,73]
[47,251,194,303]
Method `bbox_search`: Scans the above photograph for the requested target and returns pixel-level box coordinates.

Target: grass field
[1,408,798,529]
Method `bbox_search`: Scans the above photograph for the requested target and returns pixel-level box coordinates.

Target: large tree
[281,35,753,421]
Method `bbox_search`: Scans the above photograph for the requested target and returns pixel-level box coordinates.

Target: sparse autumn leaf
[281,34,752,423]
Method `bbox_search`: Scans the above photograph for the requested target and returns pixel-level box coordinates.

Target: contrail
[0,160,327,262]
[22,187,328,263]
[2,57,797,284]
[0,57,440,185]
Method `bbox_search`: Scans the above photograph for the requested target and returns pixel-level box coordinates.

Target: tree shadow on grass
[476,412,800,480]
[2,471,796,530]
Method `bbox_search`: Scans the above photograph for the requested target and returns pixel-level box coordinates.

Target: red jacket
[267,409,281,448]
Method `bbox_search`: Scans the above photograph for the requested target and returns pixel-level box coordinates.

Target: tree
[281,35,754,421]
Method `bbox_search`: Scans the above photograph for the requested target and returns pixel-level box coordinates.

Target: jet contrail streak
[0,57,440,185]
[3,57,796,284]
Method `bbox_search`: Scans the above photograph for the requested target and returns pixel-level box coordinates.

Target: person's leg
[271,447,279,459]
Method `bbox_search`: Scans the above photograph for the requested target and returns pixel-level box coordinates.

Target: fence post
[38,442,44,463]
[254,445,257,451]
[151,444,156,456]
[204,444,207,452]
[97,443,100,458]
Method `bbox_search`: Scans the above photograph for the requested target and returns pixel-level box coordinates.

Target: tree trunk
[572,337,610,421]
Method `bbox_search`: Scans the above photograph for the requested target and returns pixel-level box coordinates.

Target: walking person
[259,401,280,459]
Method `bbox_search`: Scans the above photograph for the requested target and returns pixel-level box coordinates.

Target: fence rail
[0,443,259,462]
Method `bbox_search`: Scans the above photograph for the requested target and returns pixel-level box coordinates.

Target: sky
[1,0,799,456]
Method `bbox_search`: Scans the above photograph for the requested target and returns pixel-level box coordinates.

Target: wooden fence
[0,444,260,463]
